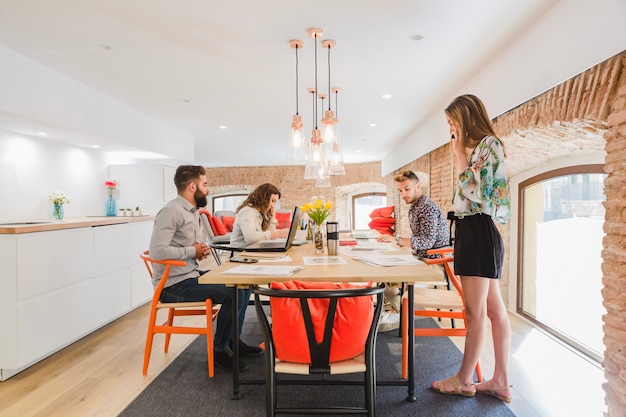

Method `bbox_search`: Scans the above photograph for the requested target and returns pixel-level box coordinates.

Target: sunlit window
[212,193,247,212]
[518,165,605,362]
[352,192,386,229]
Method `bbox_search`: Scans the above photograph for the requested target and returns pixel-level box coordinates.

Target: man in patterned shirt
[376,170,449,330]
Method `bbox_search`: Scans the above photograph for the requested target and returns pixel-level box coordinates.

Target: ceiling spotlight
[382,94,392,99]
[219,125,227,129]
[37,132,47,136]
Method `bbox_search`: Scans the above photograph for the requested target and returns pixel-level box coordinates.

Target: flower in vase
[48,191,70,205]
[105,179,118,197]
[300,197,333,225]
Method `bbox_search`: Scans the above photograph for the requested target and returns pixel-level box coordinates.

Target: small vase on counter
[52,203,64,220]
[106,195,117,216]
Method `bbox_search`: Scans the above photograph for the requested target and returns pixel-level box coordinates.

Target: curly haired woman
[229,183,289,247]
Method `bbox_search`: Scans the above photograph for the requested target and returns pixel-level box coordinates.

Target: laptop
[243,206,303,252]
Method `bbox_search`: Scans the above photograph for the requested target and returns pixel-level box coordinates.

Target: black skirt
[453,214,504,279]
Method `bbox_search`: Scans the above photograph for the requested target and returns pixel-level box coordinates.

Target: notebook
[351,229,381,239]
[243,206,303,252]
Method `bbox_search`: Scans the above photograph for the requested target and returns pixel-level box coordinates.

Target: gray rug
[120,311,515,417]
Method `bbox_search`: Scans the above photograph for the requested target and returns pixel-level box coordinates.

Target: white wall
[0,130,172,222]
[382,0,626,174]
[0,130,107,221]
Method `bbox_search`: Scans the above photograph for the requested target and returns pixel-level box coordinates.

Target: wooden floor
[0,265,606,417]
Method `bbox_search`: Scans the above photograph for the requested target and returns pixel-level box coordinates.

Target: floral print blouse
[408,194,450,258]
[452,135,511,224]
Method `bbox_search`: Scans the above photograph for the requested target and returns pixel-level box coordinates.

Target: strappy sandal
[475,379,512,403]
[431,375,476,397]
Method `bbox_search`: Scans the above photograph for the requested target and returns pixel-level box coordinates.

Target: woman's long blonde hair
[445,94,505,154]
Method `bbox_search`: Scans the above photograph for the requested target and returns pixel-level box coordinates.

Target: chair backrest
[198,209,217,241]
[140,251,186,296]
[254,283,385,371]
[425,247,464,302]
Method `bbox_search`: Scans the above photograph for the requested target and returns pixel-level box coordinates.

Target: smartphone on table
[229,257,259,263]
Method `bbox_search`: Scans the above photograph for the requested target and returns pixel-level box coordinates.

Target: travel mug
[326,222,339,256]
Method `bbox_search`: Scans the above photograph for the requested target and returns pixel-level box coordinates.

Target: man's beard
[194,189,208,208]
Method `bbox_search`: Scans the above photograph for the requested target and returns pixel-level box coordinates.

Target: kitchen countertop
[0,216,155,234]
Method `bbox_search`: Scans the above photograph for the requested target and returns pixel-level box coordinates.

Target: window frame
[351,192,387,229]
[516,163,604,362]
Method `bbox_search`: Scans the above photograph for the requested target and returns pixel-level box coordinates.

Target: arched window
[351,192,387,229]
[517,164,605,362]
[211,193,247,213]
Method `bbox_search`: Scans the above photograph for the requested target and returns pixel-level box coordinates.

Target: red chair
[401,247,482,381]
[141,251,220,377]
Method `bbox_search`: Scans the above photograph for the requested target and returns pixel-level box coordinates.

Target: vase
[106,195,117,216]
[53,203,64,220]
[313,223,324,254]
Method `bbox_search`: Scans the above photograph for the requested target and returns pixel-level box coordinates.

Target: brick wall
[205,51,626,416]
[205,162,383,230]
[601,53,626,417]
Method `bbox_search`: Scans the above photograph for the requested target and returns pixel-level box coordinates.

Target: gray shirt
[229,205,277,247]
[148,195,202,289]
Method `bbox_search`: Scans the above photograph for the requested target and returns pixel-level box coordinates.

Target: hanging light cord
[327,45,332,111]
[295,44,299,115]
[314,34,318,129]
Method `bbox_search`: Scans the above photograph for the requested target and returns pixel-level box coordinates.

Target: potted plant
[135,206,142,216]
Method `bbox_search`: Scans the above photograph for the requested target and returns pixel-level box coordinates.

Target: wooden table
[199,242,443,402]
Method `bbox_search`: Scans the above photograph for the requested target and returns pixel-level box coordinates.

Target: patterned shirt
[408,194,450,258]
[453,135,511,224]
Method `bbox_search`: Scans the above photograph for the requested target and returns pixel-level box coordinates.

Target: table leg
[406,283,416,402]
[231,285,242,400]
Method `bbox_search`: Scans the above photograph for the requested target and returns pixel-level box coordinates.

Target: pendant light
[303,28,329,180]
[286,39,306,160]
[328,87,345,175]
[321,40,338,146]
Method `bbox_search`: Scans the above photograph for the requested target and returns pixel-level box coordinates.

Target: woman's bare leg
[474,278,512,398]
[432,275,489,392]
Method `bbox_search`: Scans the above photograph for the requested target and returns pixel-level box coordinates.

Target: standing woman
[229,183,289,247]
[431,94,512,402]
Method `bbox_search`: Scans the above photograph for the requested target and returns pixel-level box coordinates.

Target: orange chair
[141,251,220,377]
[401,247,482,381]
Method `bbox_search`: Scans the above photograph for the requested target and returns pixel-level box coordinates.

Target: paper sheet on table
[302,256,348,265]
[223,265,304,276]
[351,241,396,251]
[352,254,422,267]
[257,255,292,263]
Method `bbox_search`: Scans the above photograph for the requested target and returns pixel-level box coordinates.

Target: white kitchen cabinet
[0,218,153,380]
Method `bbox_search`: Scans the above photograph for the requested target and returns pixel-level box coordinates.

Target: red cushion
[210,215,227,236]
[275,211,291,229]
[369,206,395,219]
[221,215,235,232]
[270,280,374,364]
[368,216,396,226]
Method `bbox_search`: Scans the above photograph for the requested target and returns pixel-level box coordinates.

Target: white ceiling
[0,0,614,169]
